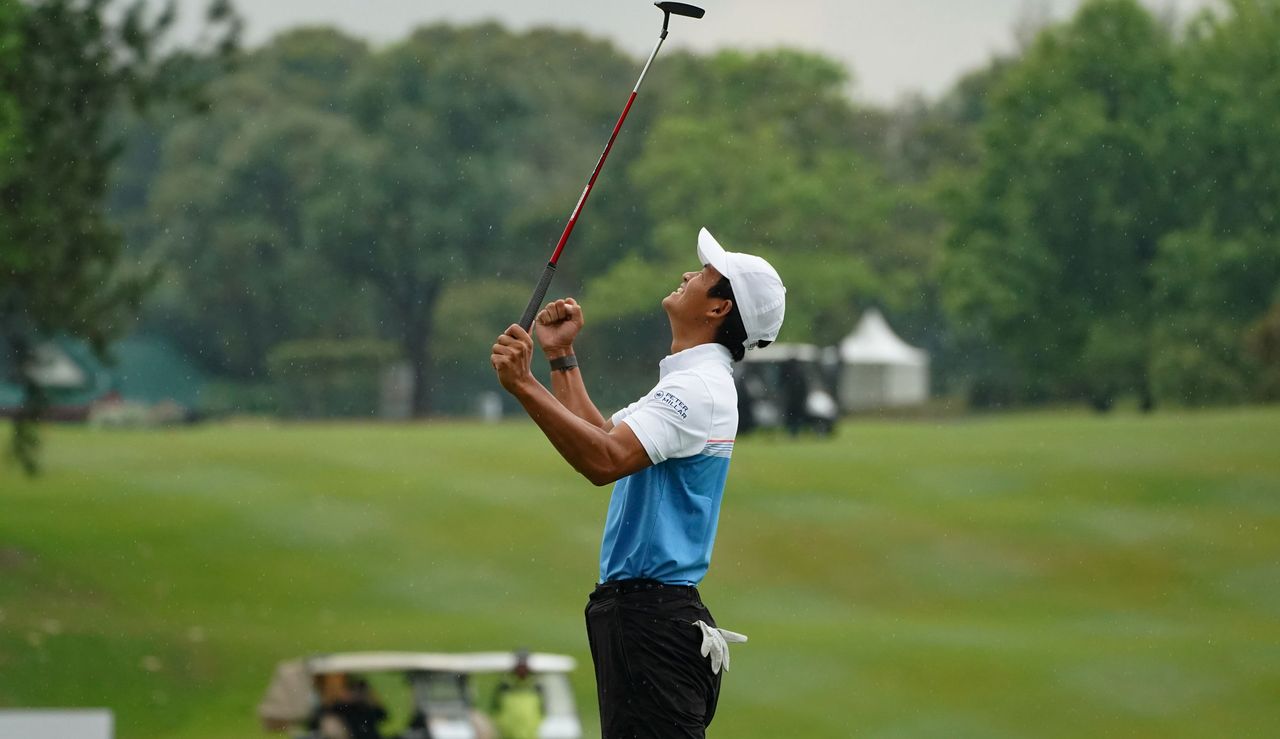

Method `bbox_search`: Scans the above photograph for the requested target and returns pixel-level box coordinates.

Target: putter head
[655,2,706,19]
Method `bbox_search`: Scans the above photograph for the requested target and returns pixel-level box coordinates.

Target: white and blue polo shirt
[600,343,738,586]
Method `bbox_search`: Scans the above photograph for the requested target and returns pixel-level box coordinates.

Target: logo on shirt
[653,391,689,419]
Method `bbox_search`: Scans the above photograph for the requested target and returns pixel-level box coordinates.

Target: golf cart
[737,343,838,436]
[258,651,582,739]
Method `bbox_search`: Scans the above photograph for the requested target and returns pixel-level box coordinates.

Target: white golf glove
[693,620,747,674]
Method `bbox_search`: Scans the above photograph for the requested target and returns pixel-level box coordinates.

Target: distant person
[404,707,433,739]
[491,652,544,739]
[307,674,353,739]
[491,227,779,737]
[780,358,807,436]
[735,373,757,435]
[328,676,388,739]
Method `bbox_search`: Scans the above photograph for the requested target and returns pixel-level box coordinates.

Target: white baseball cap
[696,227,786,349]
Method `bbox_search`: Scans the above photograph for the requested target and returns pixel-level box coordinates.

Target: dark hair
[707,276,771,362]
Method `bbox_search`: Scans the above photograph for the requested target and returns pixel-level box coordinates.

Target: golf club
[516,2,706,333]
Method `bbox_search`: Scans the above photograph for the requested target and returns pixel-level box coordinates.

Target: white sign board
[0,710,113,739]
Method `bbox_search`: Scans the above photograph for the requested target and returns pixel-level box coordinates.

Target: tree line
[1,0,237,471]
[4,0,1280,470]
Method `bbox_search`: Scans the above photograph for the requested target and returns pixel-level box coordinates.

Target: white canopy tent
[838,309,929,411]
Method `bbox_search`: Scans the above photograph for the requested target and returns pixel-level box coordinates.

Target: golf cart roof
[305,651,576,675]
[259,651,582,731]
[743,342,823,363]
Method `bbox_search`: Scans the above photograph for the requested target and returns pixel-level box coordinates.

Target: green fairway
[2,408,1279,738]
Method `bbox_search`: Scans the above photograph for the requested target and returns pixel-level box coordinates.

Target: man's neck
[669,327,717,355]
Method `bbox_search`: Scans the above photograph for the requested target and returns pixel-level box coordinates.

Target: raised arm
[493,324,650,486]
[534,298,607,428]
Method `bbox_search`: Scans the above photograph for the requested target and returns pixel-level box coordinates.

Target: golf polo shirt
[601,343,738,586]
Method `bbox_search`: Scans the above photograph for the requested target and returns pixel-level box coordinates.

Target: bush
[201,380,280,417]
[1246,300,1280,401]
[267,339,399,418]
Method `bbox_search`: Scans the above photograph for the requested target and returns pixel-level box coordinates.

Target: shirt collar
[658,343,732,379]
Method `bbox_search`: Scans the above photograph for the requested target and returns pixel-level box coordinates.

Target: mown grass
[2,408,1279,738]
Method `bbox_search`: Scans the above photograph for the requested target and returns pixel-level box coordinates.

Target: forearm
[511,377,625,485]
[545,347,607,428]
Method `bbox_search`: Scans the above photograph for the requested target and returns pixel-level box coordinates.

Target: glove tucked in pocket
[693,620,747,674]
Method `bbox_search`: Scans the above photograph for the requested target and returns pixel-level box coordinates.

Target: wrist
[543,345,574,360]
[507,373,542,399]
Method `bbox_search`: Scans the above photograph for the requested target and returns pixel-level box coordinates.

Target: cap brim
[697,227,730,276]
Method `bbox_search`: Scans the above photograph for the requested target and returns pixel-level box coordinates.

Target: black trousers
[584,580,723,739]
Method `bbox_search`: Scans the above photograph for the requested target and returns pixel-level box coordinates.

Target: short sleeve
[617,371,713,464]
[610,398,645,427]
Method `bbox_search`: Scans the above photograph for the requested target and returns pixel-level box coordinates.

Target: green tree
[588,51,893,360]
[297,24,531,416]
[1148,0,1280,404]
[880,60,1008,186]
[0,2,20,181]
[307,24,644,416]
[146,96,380,380]
[1245,299,1280,400]
[135,24,641,416]
[942,0,1176,408]
[0,0,238,473]
[871,62,1009,395]
[1149,228,1278,402]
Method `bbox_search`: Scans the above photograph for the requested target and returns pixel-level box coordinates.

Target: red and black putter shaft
[517,2,706,333]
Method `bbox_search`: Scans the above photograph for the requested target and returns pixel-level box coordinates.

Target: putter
[517,2,706,333]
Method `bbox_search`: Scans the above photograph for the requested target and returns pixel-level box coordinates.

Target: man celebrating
[491,228,785,738]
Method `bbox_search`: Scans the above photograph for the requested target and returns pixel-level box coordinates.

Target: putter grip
[519,262,558,333]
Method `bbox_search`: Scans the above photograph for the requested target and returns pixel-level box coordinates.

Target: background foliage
[3,0,1279,464]
[0,0,238,471]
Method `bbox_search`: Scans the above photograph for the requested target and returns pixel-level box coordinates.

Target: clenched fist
[491,324,535,394]
[534,298,584,358]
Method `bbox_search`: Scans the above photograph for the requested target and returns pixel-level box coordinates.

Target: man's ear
[707,299,733,319]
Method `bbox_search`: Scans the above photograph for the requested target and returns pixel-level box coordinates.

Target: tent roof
[0,338,113,408]
[28,343,89,388]
[0,335,208,409]
[839,309,928,366]
[111,335,208,406]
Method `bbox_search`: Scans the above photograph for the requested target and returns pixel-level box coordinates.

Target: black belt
[593,578,700,599]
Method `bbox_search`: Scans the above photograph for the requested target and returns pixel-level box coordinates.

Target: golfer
[491,227,785,738]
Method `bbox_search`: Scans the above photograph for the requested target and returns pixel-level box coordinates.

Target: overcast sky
[175,0,1213,104]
